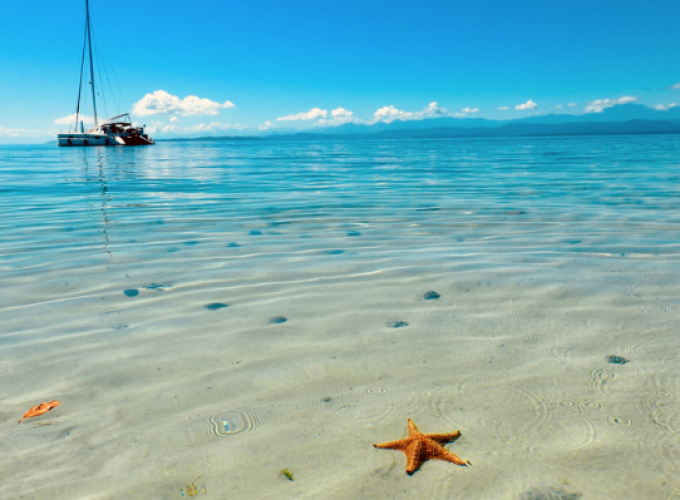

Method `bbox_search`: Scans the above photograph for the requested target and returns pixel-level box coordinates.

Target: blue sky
[1,0,680,142]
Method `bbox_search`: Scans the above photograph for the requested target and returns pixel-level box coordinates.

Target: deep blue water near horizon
[2,135,680,499]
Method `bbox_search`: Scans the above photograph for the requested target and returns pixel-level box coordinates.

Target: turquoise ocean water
[1,136,680,498]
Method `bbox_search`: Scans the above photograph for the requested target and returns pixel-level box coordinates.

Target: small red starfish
[374,418,470,474]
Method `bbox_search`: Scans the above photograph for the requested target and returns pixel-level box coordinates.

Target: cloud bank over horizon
[0,126,52,138]
[36,88,678,142]
[134,93,676,138]
[271,101,486,128]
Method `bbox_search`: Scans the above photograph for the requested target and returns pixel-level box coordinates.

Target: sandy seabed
[2,138,680,499]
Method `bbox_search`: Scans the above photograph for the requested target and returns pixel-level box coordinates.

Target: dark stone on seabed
[269,316,287,324]
[423,291,440,300]
[145,283,169,290]
[249,230,263,235]
[123,289,139,297]
[386,320,409,328]
[205,303,228,310]
[346,231,361,237]
[606,355,629,364]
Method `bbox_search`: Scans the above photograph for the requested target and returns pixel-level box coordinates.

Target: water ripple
[206,410,258,437]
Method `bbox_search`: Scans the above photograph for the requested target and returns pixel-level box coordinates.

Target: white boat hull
[58,133,114,146]
[58,132,153,147]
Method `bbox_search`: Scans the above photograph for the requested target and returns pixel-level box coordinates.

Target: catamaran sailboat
[58,0,153,147]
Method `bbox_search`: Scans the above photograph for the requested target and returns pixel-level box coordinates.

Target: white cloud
[498,106,510,111]
[451,106,479,117]
[670,83,680,90]
[145,121,177,134]
[585,96,638,113]
[568,102,578,107]
[372,101,447,123]
[132,90,235,116]
[277,108,327,121]
[331,107,352,118]
[0,127,33,137]
[0,127,51,138]
[553,104,564,109]
[373,105,403,122]
[259,120,275,131]
[316,107,363,126]
[183,122,247,133]
[515,100,538,110]
[422,102,447,116]
[653,103,678,111]
[54,113,94,125]
[169,116,179,123]
[145,121,246,135]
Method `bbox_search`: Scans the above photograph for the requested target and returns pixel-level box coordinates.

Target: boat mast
[73,27,86,131]
[85,0,98,128]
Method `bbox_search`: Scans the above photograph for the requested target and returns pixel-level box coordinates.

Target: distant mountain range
[293,103,680,136]
[161,104,680,141]
[276,120,680,140]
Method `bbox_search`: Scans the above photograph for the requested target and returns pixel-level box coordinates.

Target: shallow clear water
[1,136,680,499]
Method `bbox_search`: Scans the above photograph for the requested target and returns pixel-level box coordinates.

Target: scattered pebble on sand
[205,303,228,310]
[606,355,629,364]
[386,320,409,328]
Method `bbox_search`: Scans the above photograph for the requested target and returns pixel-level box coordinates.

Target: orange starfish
[18,400,60,423]
[374,418,470,474]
